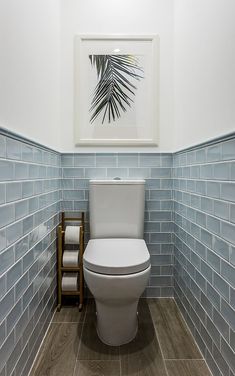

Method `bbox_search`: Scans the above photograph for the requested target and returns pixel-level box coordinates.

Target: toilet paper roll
[64,226,80,244]
[62,273,78,291]
[63,250,79,267]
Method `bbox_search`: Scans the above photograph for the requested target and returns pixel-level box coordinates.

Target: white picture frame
[74,35,159,146]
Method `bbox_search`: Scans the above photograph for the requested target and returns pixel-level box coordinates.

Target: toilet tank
[89,180,145,239]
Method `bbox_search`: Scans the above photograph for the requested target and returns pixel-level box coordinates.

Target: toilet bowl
[83,179,151,346]
[83,238,150,346]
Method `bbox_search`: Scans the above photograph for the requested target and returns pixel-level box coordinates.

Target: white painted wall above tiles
[173,0,235,151]
[0,0,61,150]
[60,0,175,152]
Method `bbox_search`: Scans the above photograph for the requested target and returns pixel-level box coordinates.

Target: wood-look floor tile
[53,305,86,323]
[120,315,168,376]
[148,299,202,360]
[85,298,96,323]
[29,323,82,376]
[165,360,211,376]
[78,322,120,360]
[74,360,120,376]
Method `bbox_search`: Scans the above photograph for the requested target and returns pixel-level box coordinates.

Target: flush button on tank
[113,177,121,180]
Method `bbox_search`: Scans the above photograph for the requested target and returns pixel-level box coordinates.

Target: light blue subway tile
[191,195,201,209]
[74,154,95,167]
[0,135,6,157]
[6,222,23,246]
[6,182,22,203]
[221,182,235,202]
[0,184,6,204]
[213,308,230,340]
[14,162,28,180]
[212,342,230,375]
[146,201,160,210]
[221,221,235,244]
[28,197,39,214]
[150,190,172,200]
[150,211,172,221]
[146,179,161,189]
[151,168,171,178]
[63,168,84,178]
[207,215,220,235]
[139,154,161,167]
[186,151,196,165]
[214,273,230,301]
[61,154,74,167]
[0,289,14,323]
[6,138,21,160]
[195,181,206,195]
[0,160,14,181]
[23,216,34,235]
[231,162,235,180]
[201,229,212,248]
[29,164,39,179]
[201,261,212,283]
[33,148,43,163]
[214,162,230,180]
[0,229,6,252]
[213,236,230,261]
[0,204,14,229]
[195,240,206,259]
[206,181,220,198]
[214,200,230,220]
[207,283,220,310]
[230,287,235,309]
[22,182,34,198]
[15,200,28,220]
[190,166,200,178]
[160,201,173,210]
[161,179,172,189]
[222,139,235,160]
[107,168,128,178]
[84,168,106,179]
[207,144,221,162]
[145,222,161,232]
[196,148,206,163]
[0,274,6,299]
[161,154,172,167]
[96,154,117,167]
[117,153,138,167]
[129,168,150,179]
[6,300,22,335]
[207,249,220,273]
[196,212,206,227]
[221,260,235,288]
[200,165,213,179]
[21,144,34,162]
[150,233,172,244]
[0,246,14,275]
[6,261,22,290]
[201,197,213,214]
[63,190,84,200]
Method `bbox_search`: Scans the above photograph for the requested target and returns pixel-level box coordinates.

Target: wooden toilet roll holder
[57,212,85,312]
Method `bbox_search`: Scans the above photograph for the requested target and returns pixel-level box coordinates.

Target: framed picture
[74,35,159,146]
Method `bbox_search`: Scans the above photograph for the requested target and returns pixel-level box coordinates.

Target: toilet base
[95,300,139,346]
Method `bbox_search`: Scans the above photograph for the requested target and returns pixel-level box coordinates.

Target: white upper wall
[174,0,235,150]
[0,0,60,150]
[0,0,234,152]
[60,0,174,152]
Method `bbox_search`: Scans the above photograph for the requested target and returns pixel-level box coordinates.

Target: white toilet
[83,179,151,346]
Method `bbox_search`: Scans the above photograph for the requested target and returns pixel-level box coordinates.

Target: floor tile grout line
[147,300,171,376]
[72,303,88,376]
[173,298,213,376]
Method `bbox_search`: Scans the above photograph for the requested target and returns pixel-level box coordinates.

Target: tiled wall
[0,132,61,376]
[1,128,235,376]
[61,153,174,298]
[173,137,235,376]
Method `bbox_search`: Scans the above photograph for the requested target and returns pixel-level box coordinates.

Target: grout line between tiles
[148,300,170,376]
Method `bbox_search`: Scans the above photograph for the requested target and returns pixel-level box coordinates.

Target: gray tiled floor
[29,299,212,376]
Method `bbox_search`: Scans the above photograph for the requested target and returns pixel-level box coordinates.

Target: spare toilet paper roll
[63,250,79,267]
[62,273,78,291]
[64,226,80,244]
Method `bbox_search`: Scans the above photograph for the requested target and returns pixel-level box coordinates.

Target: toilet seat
[83,238,150,275]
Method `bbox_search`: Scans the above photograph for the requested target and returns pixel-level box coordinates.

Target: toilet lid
[83,238,150,275]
